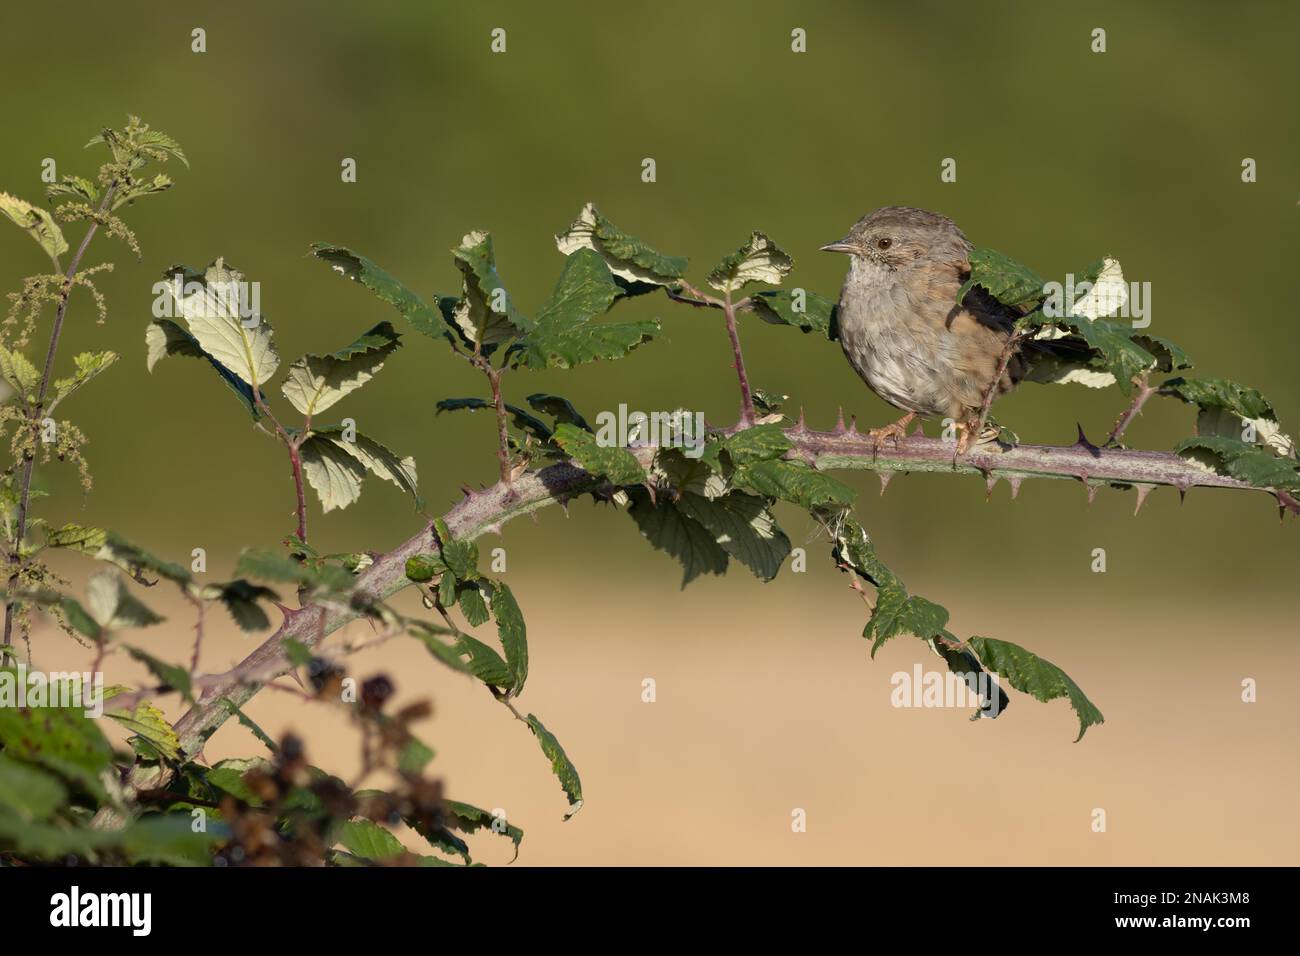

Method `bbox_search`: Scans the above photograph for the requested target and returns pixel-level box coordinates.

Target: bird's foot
[868,412,917,447]
[952,418,1000,456]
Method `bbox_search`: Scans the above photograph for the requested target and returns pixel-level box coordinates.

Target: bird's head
[820,206,968,271]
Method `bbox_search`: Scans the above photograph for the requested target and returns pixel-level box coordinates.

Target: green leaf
[281,321,402,416]
[310,243,456,342]
[0,345,40,401]
[749,288,837,337]
[435,397,553,442]
[145,317,260,418]
[1176,436,1300,491]
[337,819,407,862]
[106,700,180,761]
[1163,377,1293,456]
[0,753,68,822]
[525,393,591,432]
[555,203,687,286]
[120,814,224,867]
[966,637,1104,741]
[956,246,1045,309]
[122,645,194,703]
[489,582,528,694]
[0,191,68,262]
[309,427,420,509]
[457,584,489,627]
[732,458,855,509]
[627,488,729,588]
[94,531,193,585]
[674,491,791,582]
[722,423,793,464]
[452,633,514,690]
[864,583,949,658]
[0,682,114,800]
[218,698,279,754]
[86,571,164,631]
[553,422,646,485]
[707,232,793,292]
[208,579,280,632]
[46,175,100,205]
[513,248,659,369]
[444,800,524,852]
[43,523,106,555]
[405,553,447,583]
[526,714,583,819]
[49,351,118,413]
[298,434,366,512]
[448,230,530,351]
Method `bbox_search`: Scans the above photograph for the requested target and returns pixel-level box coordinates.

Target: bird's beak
[819,238,858,255]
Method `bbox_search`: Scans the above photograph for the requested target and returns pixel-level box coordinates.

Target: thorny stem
[92,415,1297,824]
[1107,378,1157,446]
[483,360,513,483]
[3,182,119,658]
[254,392,309,544]
[722,290,755,424]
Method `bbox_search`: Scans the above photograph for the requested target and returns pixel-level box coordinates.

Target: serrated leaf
[123,646,193,703]
[44,523,106,555]
[488,582,528,695]
[525,714,583,819]
[1176,436,1300,491]
[1164,377,1293,456]
[94,532,192,585]
[435,397,553,442]
[0,192,68,262]
[46,175,100,205]
[525,393,590,431]
[310,243,457,342]
[405,553,447,583]
[145,318,260,418]
[555,203,687,285]
[443,799,524,853]
[161,258,278,391]
[49,351,118,413]
[106,700,180,761]
[453,633,514,690]
[449,230,529,351]
[722,423,792,464]
[863,583,949,658]
[86,571,163,631]
[281,321,401,416]
[310,428,420,508]
[218,698,279,754]
[675,491,791,582]
[233,549,353,592]
[732,458,855,509]
[337,819,407,862]
[0,345,40,400]
[553,422,645,485]
[966,637,1104,741]
[627,487,728,587]
[0,682,114,800]
[209,579,280,632]
[707,232,793,292]
[957,246,1045,310]
[748,288,837,337]
[299,434,366,512]
[457,584,489,627]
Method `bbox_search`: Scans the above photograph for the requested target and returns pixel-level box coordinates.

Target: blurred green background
[1,0,1296,596]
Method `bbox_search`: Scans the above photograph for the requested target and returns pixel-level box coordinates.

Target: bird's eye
[877,238,892,250]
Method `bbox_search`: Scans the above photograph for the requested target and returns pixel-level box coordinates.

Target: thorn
[878,472,893,496]
[1075,424,1101,456]
[460,484,475,498]
[1082,477,1098,504]
[286,667,306,690]
[1133,483,1154,515]
[984,471,998,501]
[792,407,807,435]
[833,407,847,434]
[847,415,859,437]
[1007,476,1022,500]
[1176,479,1190,503]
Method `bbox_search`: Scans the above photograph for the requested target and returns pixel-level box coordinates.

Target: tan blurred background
[3,1,1298,864]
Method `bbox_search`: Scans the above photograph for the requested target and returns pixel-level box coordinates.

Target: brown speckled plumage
[823,206,1027,443]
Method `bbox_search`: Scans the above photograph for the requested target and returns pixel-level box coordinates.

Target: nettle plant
[2,125,1297,865]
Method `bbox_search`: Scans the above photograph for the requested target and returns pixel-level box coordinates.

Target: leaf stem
[721,290,755,425]
[1106,377,1156,446]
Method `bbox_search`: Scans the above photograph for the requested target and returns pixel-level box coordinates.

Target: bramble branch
[95,415,1294,821]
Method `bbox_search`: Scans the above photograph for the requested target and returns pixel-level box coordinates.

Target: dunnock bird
[822,206,1036,453]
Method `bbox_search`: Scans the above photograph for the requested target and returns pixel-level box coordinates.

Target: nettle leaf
[628,487,728,587]
[49,351,118,413]
[957,247,1045,309]
[449,230,529,351]
[86,571,164,632]
[675,490,791,581]
[112,173,174,211]
[106,700,181,761]
[146,317,260,419]
[46,175,101,206]
[966,637,1105,741]
[310,243,457,342]
[553,422,646,485]
[749,288,837,337]
[0,345,40,401]
[1176,436,1300,491]
[281,321,401,416]
[707,232,793,293]
[525,714,583,820]
[300,429,419,512]
[732,458,855,509]
[161,258,279,393]
[1164,377,1293,456]
[0,191,68,262]
[555,203,687,285]
[123,646,194,703]
[514,248,659,369]
[44,523,106,556]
